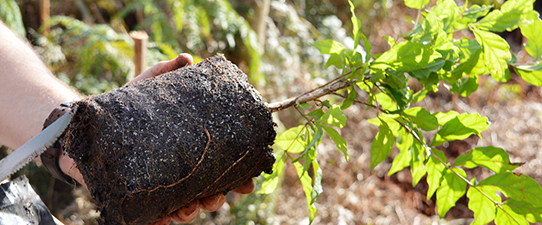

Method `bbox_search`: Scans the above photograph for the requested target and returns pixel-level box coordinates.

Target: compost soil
[60,56,276,225]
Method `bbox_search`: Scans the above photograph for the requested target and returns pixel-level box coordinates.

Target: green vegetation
[2,0,542,224]
[264,0,542,224]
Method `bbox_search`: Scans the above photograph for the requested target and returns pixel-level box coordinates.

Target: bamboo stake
[130,31,148,76]
[40,0,50,35]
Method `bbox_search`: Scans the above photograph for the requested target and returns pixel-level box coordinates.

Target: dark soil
[60,56,276,225]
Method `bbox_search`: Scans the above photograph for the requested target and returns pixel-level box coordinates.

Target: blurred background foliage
[0,0,517,224]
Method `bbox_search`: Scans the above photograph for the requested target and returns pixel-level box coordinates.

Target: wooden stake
[130,31,148,77]
[40,0,50,35]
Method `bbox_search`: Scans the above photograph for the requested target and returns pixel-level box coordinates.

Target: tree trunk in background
[234,0,270,51]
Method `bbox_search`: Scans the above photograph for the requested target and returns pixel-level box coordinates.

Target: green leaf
[275,125,306,154]
[434,110,460,125]
[520,11,542,60]
[479,172,542,208]
[504,199,542,223]
[496,204,529,225]
[427,0,459,32]
[404,0,429,9]
[473,28,512,82]
[373,41,442,72]
[320,125,349,161]
[383,36,396,48]
[312,159,323,199]
[431,113,490,146]
[298,101,313,109]
[341,84,357,110]
[312,39,346,55]
[325,53,346,69]
[514,64,542,86]
[452,38,487,78]
[467,185,498,225]
[454,146,521,173]
[300,126,323,163]
[476,0,535,32]
[259,151,286,194]
[308,109,325,121]
[382,84,409,110]
[436,168,467,218]
[293,161,318,223]
[455,5,492,30]
[450,75,479,97]
[370,119,395,170]
[388,129,413,176]
[404,107,439,131]
[411,142,427,186]
[426,149,447,199]
[412,89,429,102]
[317,105,347,128]
[375,92,397,111]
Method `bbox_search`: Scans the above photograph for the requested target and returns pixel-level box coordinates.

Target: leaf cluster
[263,0,542,224]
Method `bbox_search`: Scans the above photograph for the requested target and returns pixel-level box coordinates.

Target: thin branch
[267,65,365,112]
[267,79,354,112]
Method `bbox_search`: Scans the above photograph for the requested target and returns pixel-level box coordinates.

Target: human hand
[153,179,255,225]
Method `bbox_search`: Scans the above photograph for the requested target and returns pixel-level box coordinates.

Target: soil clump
[60,56,276,225]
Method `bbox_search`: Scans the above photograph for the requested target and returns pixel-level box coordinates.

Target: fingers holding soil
[150,217,171,225]
[232,179,255,194]
[199,194,226,212]
[125,53,193,86]
[170,200,200,223]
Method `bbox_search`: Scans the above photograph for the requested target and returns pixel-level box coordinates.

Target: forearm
[0,21,81,149]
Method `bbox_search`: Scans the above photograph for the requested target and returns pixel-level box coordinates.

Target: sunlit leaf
[473,28,512,82]
[341,84,357,110]
[259,151,286,194]
[514,63,542,86]
[455,5,492,30]
[312,39,346,55]
[479,172,542,208]
[317,105,347,128]
[434,110,460,125]
[431,113,490,146]
[411,142,427,186]
[426,149,447,199]
[454,146,522,173]
[503,199,542,223]
[374,41,442,72]
[275,125,306,153]
[476,0,535,32]
[450,75,479,97]
[404,107,439,131]
[467,185,498,225]
[388,129,413,176]
[404,0,429,9]
[436,168,467,217]
[452,38,487,78]
[520,11,542,60]
[293,161,318,223]
[496,204,529,225]
[320,125,349,161]
[370,119,395,170]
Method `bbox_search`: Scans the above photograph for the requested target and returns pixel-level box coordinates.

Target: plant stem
[267,66,365,112]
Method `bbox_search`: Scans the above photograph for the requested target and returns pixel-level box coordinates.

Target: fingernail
[184,201,198,215]
[208,194,223,205]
